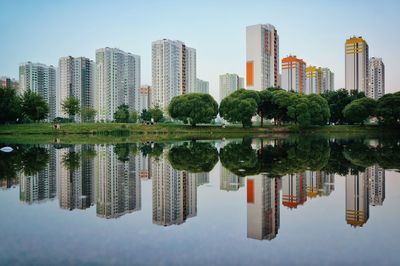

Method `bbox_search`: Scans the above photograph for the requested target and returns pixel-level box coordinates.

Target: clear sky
[1,0,399,100]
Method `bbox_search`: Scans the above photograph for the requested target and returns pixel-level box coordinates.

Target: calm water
[1,137,400,265]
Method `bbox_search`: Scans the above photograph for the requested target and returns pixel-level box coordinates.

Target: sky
[1,0,399,101]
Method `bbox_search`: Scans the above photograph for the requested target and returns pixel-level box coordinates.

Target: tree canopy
[62,96,80,121]
[376,92,400,127]
[168,93,218,126]
[21,90,49,122]
[114,104,130,123]
[219,89,260,127]
[0,87,21,124]
[342,97,377,125]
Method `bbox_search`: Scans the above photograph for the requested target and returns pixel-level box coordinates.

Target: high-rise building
[95,48,140,121]
[346,171,369,227]
[305,66,322,94]
[152,152,197,226]
[137,85,151,113]
[151,39,196,110]
[186,47,197,93]
[0,77,12,88]
[367,165,385,206]
[281,56,306,94]
[367,57,385,99]
[219,73,243,102]
[19,62,57,120]
[246,24,279,90]
[195,78,209,94]
[282,173,306,209]
[321,68,334,93]
[345,36,369,93]
[247,175,280,240]
[58,56,95,121]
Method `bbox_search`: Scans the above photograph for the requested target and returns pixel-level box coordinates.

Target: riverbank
[0,123,396,144]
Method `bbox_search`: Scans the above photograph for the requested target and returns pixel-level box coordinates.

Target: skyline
[1,0,399,101]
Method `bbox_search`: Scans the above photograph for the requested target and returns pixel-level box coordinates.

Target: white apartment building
[345,36,369,93]
[246,24,279,90]
[195,78,209,94]
[321,68,334,93]
[281,56,306,94]
[19,62,57,121]
[95,48,140,121]
[219,73,243,102]
[152,39,196,110]
[367,165,385,206]
[368,57,385,99]
[58,56,95,121]
[305,66,322,94]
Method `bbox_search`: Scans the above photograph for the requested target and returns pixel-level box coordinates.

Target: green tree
[140,109,152,122]
[62,96,80,121]
[0,87,21,124]
[343,97,377,125]
[21,90,49,122]
[257,88,275,126]
[219,89,260,127]
[149,106,164,122]
[80,107,96,122]
[62,149,81,171]
[376,92,400,127]
[321,89,365,124]
[129,111,138,123]
[168,93,218,126]
[114,104,130,123]
[270,90,297,124]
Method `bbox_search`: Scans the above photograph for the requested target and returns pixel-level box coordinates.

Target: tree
[62,96,80,121]
[129,111,138,123]
[376,92,400,127]
[21,90,49,122]
[80,107,96,122]
[140,109,152,122]
[270,90,297,124]
[114,104,130,123]
[62,149,81,171]
[0,87,21,124]
[219,89,260,127]
[257,89,275,126]
[168,93,218,126]
[149,106,164,123]
[343,97,377,125]
[321,89,365,124]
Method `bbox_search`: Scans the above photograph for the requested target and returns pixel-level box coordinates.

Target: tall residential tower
[58,56,95,121]
[246,24,279,90]
[281,56,306,94]
[345,37,369,93]
[368,57,385,99]
[151,39,196,110]
[19,62,57,120]
[95,48,140,121]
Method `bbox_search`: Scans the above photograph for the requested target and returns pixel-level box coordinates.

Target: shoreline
[0,123,397,144]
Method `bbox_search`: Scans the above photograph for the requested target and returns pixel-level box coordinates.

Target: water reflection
[0,137,397,240]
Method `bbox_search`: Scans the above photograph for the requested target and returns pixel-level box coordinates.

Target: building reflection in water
[220,166,243,191]
[10,142,389,231]
[95,145,141,219]
[345,171,369,227]
[57,145,95,210]
[282,173,307,209]
[247,175,280,240]
[152,152,197,226]
[20,145,56,204]
[367,165,385,206]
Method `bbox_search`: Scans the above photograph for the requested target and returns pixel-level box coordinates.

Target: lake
[0,136,399,265]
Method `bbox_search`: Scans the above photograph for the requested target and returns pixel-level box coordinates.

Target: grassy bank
[0,123,397,144]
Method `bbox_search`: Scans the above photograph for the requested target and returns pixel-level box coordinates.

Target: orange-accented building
[281,55,306,94]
